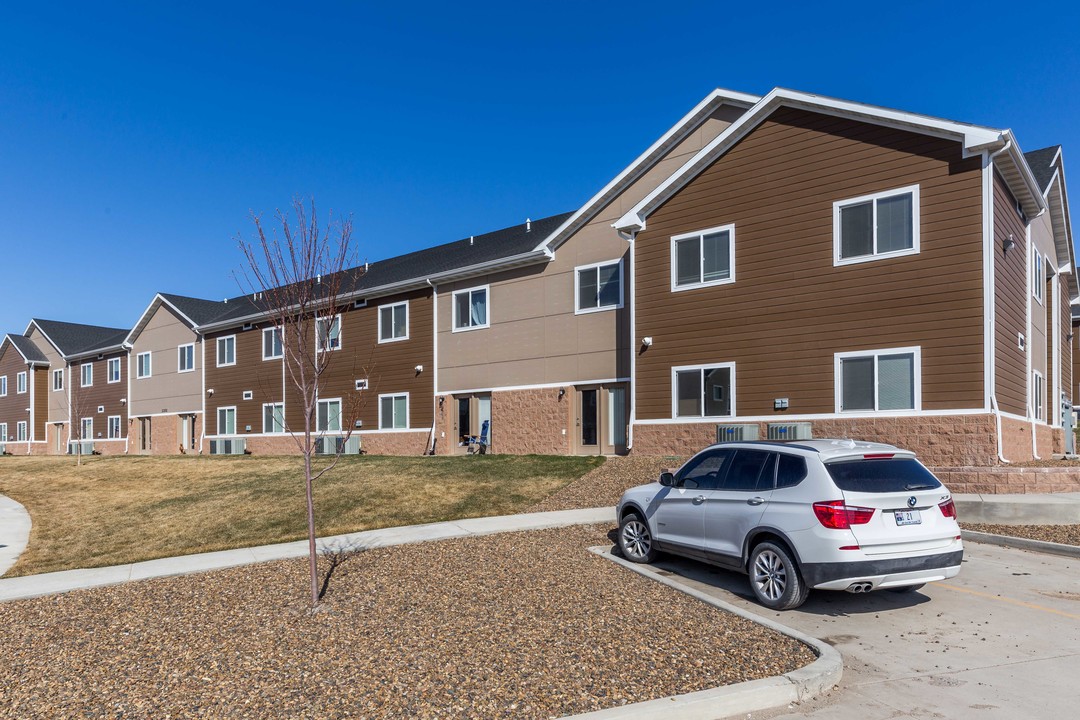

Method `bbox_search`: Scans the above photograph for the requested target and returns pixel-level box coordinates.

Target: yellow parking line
[939,584,1080,620]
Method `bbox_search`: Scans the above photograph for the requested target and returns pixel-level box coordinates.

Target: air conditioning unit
[767,422,813,441]
[210,438,247,455]
[0,443,7,455]
[67,440,95,455]
[315,436,361,455]
[715,423,759,442]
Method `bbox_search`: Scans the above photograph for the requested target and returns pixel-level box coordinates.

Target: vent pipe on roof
[469,235,474,246]
[526,218,531,232]
[365,261,369,272]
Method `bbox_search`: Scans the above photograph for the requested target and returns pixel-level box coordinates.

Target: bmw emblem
[907,496,918,508]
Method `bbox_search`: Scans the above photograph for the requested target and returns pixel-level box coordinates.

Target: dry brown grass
[0,453,603,577]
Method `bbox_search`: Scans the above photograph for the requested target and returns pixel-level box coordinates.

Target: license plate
[894,510,922,526]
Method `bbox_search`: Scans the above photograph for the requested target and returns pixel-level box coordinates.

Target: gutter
[987,140,1012,464]
[617,228,637,452]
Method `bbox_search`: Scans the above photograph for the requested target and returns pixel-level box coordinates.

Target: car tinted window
[720,449,774,491]
[678,448,732,490]
[775,454,807,489]
[825,458,942,493]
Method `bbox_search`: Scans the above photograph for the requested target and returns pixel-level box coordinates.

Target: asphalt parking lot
[639,540,1080,720]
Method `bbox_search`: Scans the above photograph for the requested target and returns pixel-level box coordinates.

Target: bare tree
[66,366,90,467]
[238,198,362,608]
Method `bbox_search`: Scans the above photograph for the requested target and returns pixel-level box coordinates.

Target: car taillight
[939,498,957,519]
[813,500,876,529]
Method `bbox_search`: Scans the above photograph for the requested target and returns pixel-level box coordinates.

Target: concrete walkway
[954,491,1080,524]
[0,495,31,576]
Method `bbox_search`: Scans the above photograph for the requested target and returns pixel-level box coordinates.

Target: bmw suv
[616,439,963,610]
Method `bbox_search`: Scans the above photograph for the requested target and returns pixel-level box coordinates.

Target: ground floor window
[80,417,93,440]
[835,347,919,412]
[0,423,7,441]
[673,364,734,418]
[317,399,341,432]
[264,403,286,433]
[379,393,408,429]
[1033,371,1045,421]
[16,421,27,442]
[217,407,236,435]
[107,416,121,439]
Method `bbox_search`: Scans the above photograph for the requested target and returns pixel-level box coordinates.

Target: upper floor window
[1032,370,1045,421]
[16,371,27,394]
[835,347,920,412]
[135,353,150,380]
[1032,249,1045,304]
[263,328,283,360]
[378,301,408,343]
[107,357,121,383]
[576,261,622,313]
[671,225,735,291]
[834,185,920,266]
[52,369,63,391]
[0,376,6,396]
[316,315,342,352]
[178,344,195,373]
[81,363,93,387]
[216,335,236,367]
[453,286,489,331]
[672,363,734,418]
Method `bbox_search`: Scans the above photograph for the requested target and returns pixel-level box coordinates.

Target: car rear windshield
[824,458,942,493]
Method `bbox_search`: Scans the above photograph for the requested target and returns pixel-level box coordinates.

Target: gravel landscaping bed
[962,523,1080,546]
[528,456,684,512]
[0,524,814,719]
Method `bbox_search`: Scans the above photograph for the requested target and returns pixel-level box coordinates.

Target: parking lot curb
[579,547,842,720]
[961,529,1080,559]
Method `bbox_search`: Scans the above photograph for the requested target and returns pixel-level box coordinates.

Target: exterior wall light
[642,336,653,347]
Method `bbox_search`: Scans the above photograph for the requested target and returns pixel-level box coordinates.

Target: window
[135,353,151,379]
[81,363,93,387]
[355,379,368,391]
[107,416,121,439]
[1032,249,1045,304]
[676,448,733,489]
[53,369,63,391]
[721,449,776,492]
[16,371,27,394]
[317,399,342,432]
[17,421,27,442]
[0,376,6,396]
[576,261,622,313]
[0,423,6,441]
[775,455,808,489]
[178,344,195,373]
[836,347,920,412]
[673,364,734,418]
[316,315,342,352]
[379,393,408,429]
[452,286,490,331]
[216,335,236,367]
[217,406,236,435]
[671,225,735,291]
[81,417,93,440]
[834,185,919,265]
[378,301,408,343]
[263,403,285,433]
[1033,371,1045,421]
[262,328,283,360]
[108,357,121,383]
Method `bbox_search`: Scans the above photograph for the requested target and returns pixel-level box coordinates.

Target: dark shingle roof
[1024,146,1061,194]
[31,319,129,357]
[4,334,49,364]
[159,293,239,326]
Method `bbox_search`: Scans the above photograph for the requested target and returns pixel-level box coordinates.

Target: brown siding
[993,172,1028,416]
[0,344,29,442]
[33,366,48,439]
[70,351,128,440]
[205,323,285,435]
[635,107,985,419]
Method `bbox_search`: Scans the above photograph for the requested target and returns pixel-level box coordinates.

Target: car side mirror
[659,472,675,487]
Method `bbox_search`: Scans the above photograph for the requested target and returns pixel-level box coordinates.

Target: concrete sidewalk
[954,491,1080,524]
[0,495,32,577]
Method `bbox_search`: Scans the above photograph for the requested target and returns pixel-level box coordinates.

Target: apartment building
[0,334,49,454]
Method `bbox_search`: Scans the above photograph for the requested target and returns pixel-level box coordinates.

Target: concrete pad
[954,492,1080,524]
[129,548,261,581]
[0,495,32,577]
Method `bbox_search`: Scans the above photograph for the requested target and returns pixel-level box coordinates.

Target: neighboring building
[0,335,49,455]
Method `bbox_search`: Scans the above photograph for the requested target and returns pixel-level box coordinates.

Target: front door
[139,417,151,453]
[575,383,628,455]
[579,388,599,450]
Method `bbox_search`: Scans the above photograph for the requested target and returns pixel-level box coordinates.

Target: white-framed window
[452,285,490,331]
[81,363,93,387]
[107,357,121,383]
[835,347,921,413]
[671,224,735,291]
[316,315,342,352]
[178,343,195,373]
[1033,370,1045,421]
[0,375,6,396]
[575,260,623,313]
[317,398,342,432]
[107,415,121,439]
[135,353,151,379]
[672,363,735,418]
[378,301,409,343]
[216,335,236,367]
[355,378,368,391]
[379,393,408,429]
[16,371,27,394]
[242,390,253,400]
[262,328,283,360]
[81,417,93,440]
[834,185,920,266]
[0,423,7,441]
[1032,249,1045,304]
[263,403,285,434]
[217,406,236,435]
[17,421,27,442]
[52,369,63,391]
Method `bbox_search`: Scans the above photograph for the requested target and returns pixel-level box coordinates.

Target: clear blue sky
[1,1,1077,333]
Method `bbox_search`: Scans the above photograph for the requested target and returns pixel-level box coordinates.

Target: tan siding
[993,172,1028,416]
[26,327,68,423]
[129,303,203,416]
[635,107,984,419]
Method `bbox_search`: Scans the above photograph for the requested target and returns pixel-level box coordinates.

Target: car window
[825,458,942,492]
[677,448,732,490]
[719,449,774,491]
[775,454,808,489]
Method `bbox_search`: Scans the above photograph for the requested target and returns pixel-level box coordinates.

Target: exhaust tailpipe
[846,582,873,594]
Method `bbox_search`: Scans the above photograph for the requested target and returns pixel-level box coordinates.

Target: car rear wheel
[618,512,657,563]
[887,583,925,594]
[749,541,809,610]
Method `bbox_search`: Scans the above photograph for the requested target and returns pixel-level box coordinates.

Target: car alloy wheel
[619,513,657,563]
[752,548,787,601]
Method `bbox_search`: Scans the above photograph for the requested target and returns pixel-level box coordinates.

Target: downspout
[988,140,1012,463]
[617,228,637,452]
[426,278,438,455]
[199,334,206,454]
[123,343,132,454]
[1026,219,1040,460]
[26,364,33,456]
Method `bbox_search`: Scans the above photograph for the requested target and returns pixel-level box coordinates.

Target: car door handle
[692,495,706,505]
[747,497,766,506]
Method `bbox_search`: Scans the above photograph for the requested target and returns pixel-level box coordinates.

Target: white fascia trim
[615,87,1007,232]
[65,344,128,363]
[534,88,761,252]
[635,408,993,425]
[124,294,200,346]
[23,321,65,358]
[438,378,631,396]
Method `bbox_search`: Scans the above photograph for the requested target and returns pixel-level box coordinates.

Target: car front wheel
[749,541,809,610]
[618,512,657,563]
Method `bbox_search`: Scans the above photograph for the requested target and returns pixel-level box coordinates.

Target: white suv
[616,439,963,610]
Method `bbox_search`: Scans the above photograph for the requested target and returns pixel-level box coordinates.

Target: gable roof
[1,334,49,366]
[1024,146,1062,193]
[1026,145,1076,299]
[26,319,129,360]
[615,87,1047,231]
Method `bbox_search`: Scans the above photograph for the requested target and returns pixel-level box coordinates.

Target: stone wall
[489,388,570,455]
[933,466,1080,494]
